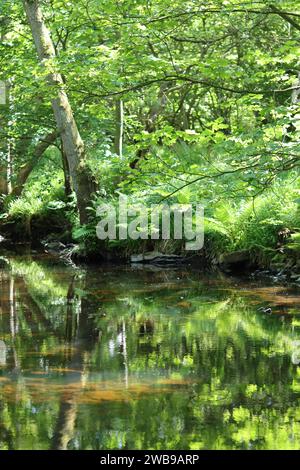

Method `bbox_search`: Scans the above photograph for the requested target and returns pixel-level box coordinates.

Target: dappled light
[1,255,300,449]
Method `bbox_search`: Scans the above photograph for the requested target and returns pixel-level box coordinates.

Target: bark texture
[114,99,124,157]
[23,0,95,223]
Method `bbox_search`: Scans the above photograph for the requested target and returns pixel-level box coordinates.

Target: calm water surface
[1,253,300,450]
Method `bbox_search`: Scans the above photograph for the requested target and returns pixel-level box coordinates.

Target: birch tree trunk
[114,99,124,158]
[0,83,14,197]
[23,0,95,224]
[0,27,8,195]
[0,111,8,194]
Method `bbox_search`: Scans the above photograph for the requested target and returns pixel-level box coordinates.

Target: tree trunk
[6,141,13,194]
[0,83,9,196]
[23,0,95,224]
[61,139,72,198]
[1,20,14,196]
[0,112,13,196]
[11,130,58,197]
[0,156,8,195]
[283,72,300,141]
[114,99,124,157]
[130,83,168,169]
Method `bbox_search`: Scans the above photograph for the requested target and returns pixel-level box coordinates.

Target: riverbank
[1,178,300,281]
[1,233,300,290]
[1,176,300,276]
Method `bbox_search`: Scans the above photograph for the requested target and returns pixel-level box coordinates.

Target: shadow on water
[1,252,300,449]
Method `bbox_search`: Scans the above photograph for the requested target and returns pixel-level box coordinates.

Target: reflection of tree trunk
[9,278,20,370]
[122,320,128,388]
[0,274,19,369]
[0,400,13,449]
[52,275,100,450]
[0,274,10,316]
[16,277,59,335]
[9,278,15,339]
[77,292,100,344]
[65,275,77,342]
[51,401,77,450]
[181,334,188,356]
[9,277,17,335]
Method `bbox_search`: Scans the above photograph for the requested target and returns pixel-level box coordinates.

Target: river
[0,252,300,449]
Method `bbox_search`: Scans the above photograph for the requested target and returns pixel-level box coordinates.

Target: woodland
[0,0,300,270]
[2,0,300,453]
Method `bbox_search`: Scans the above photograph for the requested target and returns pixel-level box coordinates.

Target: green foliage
[1,0,300,263]
[2,150,76,239]
[287,233,300,252]
[201,178,300,262]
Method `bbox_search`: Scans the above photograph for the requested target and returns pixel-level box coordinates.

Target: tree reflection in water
[0,255,300,449]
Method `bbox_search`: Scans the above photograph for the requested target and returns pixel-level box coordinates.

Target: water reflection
[1,255,300,449]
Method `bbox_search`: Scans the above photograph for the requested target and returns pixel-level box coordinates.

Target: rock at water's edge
[218,250,250,270]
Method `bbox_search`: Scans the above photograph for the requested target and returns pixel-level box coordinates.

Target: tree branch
[70,75,300,100]
[268,3,300,31]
